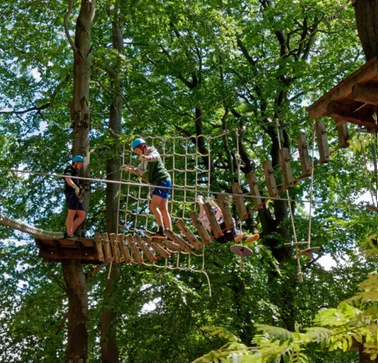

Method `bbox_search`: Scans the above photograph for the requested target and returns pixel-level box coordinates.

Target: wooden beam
[315,120,330,164]
[352,83,378,104]
[162,239,183,252]
[176,220,202,249]
[280,148,294,189]
[247,171,262,208]
[263,160,277,197]
[39,247,99,262]
[232,182,248,220]
[307,57,378,119]
[328,101,377,129]
[297,134,311,177]
[190,211,211,245]
[216,194,234,230]
[203,202,223,239]
[337,123,350,148]
[118,234,131,263]
[94,232,104,262]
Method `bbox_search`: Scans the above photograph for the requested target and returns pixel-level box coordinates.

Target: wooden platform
[307,57,378,132]
[35,238,100,264]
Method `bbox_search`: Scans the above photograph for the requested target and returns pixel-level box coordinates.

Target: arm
[64,176,80,195]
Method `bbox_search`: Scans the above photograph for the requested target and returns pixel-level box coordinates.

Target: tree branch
[64,0,80,57]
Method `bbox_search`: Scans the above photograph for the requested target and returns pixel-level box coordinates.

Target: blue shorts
[64,191,85,211]
[152,179,171,199]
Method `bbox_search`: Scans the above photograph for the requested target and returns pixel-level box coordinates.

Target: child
[63,155,86,238]
[196,196,259,244]
[123,138,172,237]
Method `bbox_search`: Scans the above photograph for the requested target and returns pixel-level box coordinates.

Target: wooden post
[263,160,277,197]
[232,182,248,220]
[337,123,349,148]
[216,194,234,229]
[176,220,202,249]
[297,134,311,177]
[94,232,104,261]
[190,211,211,245]
[203,202,223,239]
[134,235,155,262]
[118,234,131,263]
[280,148,294,189]
[315,120,330,163]
[109,233,120,263]
[164,229,193,252]
[102,233,112,261]
[247,171,262,208]
[126,235,143,264]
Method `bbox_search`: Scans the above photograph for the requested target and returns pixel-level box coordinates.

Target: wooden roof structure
[307,56,378,132]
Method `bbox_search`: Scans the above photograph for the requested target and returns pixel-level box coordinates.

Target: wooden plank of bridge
[126,234,143,264]
[232,182,248,220]
[94,232,104,262]
[297,134,311,178]
[102,233,112,261]
[164,229,193,252]
[337,123,350,149]
[190,211,211,245]
[315,120,330,163]
[176,220,202,249]
[203,202,223,239]
[263,160,277,197]
[118,234,131,263]
[143,236,170,259]
[216,194,234,230]
[280,148,294,189]
[109,233,120,263]
[135,235,156,262]
[247,171,262,209]
[162,239,183,252]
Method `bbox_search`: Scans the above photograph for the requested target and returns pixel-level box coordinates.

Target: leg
[159,197,172,230]
[72,210,86,235]
[65,209,77,236]
[150,194,164,228]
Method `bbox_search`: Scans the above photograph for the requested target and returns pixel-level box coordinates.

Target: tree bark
[63,1,96,361]
[353,0,378,61]
[101,3,124,362]
[62,260,88,363]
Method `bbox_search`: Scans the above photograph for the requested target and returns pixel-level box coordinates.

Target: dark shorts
[152,179,171,199]
[64,191,85,211]
[215,221,236,244]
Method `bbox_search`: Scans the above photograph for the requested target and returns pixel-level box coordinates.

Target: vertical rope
[275,119,302,282]
[235,129,243,233]
[307,124,316,248]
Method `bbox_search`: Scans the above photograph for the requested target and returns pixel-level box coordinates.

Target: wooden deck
[307,57,378,132]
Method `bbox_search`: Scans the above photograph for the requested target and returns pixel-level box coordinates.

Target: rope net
[118,133,226,236]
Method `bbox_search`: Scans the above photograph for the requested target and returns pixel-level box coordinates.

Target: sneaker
[152,231,165,239]
[244,234,260,244]
[195,195,204,204]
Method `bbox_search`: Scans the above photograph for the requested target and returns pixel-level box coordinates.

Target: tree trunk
[63,1,96,361]
[62,260,88,363]
[101,3,124,362]
[353,0,378,61]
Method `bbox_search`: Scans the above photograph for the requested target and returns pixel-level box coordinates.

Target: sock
[158,226,164,235]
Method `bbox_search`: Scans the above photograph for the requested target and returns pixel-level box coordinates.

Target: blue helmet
[131,137,146,150]
[72,155,84,163]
